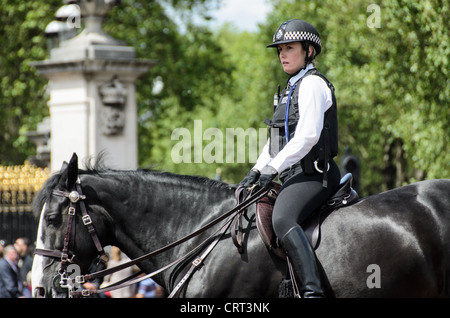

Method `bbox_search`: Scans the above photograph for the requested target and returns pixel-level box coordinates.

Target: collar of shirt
[288,63,315,87]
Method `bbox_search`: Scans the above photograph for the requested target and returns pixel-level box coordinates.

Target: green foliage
[0,0,61,165]
[377,0,449,183]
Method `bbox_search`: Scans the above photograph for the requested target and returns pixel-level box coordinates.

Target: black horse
[32,154,450,297]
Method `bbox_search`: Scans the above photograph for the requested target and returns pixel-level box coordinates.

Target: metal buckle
[192,257,203,267]
[61,253,75,263]
[267,189,278,200]
[314,160,330,174]
[68,207,76,215]
[342,194,351,205]
[82,215,92,225]
[75,275,85,284]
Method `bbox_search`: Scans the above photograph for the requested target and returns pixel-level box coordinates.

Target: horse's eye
[45,212,62,227]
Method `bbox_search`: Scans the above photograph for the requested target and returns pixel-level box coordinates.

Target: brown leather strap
[73,203,248,297]
[42,180,270,297]
[168,217,234,298]
[82,186,270,282]
[61,202,76,266]
[231,186,246,253]
[49,180,108,265]
[75,181,108,262]
[35,248,66,260]
[231,213,244,253]
[231,185,264,254]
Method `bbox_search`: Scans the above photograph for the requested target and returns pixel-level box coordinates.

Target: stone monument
[32,0,155,171]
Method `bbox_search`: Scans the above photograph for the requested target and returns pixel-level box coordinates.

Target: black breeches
[272,160,341,239]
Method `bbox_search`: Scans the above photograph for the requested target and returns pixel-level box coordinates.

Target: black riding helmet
[267,19,322,56]
[267,19,322,75]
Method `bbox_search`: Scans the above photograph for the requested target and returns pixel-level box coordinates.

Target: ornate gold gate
[0,163,49,244]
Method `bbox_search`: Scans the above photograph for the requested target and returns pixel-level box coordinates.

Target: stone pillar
[32,0,155,171]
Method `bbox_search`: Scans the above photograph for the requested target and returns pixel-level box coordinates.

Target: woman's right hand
[239,169,261,188]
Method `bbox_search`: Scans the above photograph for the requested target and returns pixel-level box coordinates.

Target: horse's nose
[34,287,46,298]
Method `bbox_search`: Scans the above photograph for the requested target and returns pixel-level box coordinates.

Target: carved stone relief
[99,76,127,135]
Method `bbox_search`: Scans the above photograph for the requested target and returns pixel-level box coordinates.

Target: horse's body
[32,155,450,297]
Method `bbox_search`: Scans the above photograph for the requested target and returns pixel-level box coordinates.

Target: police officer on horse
[240,19,341,298]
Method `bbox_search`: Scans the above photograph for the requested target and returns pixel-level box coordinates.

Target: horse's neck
[94,172,235,262]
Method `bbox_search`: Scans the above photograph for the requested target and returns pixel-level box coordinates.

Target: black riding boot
[281,226,325,298]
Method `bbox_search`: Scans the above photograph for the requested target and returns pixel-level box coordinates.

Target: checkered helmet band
[275,31,321,48]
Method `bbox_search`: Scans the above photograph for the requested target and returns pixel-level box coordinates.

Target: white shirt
[253,64,333,174]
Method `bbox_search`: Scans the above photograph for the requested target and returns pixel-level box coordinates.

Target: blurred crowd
[0,238,33,298]
[0,239,165,298]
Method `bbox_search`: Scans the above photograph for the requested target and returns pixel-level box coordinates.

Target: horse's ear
[59,153,79,190]
[66,153,79,190]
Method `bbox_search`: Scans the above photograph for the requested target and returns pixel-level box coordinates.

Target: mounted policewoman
[240,19,340,298]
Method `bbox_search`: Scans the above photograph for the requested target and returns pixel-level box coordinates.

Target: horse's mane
[32,172,57,219]
[83,155,234,192]
[32,155,235,219]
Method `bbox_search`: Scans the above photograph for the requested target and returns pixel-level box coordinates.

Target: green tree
[0,0,61,165]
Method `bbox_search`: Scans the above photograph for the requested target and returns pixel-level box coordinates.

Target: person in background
[14,238,33,298]
[135,277,165,298]
[101,246,136,298]
[0,245,23,298]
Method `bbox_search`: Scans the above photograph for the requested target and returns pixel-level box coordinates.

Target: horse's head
[31,153,111,298]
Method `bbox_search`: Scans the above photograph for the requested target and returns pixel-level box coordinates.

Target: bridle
[35,177,109,297]
[34,176,272,298]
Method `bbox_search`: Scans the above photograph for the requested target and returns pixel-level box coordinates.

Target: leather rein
[34,178,271,298]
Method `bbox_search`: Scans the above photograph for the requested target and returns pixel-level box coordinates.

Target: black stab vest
[265,69,338,178]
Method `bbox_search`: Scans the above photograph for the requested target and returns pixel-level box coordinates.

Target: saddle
[244,173,359,259]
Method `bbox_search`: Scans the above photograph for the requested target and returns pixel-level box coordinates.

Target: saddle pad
[255,195,320,260]
[255,195,287,260]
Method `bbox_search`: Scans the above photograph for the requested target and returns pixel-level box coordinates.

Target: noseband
[34,178,108,297]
